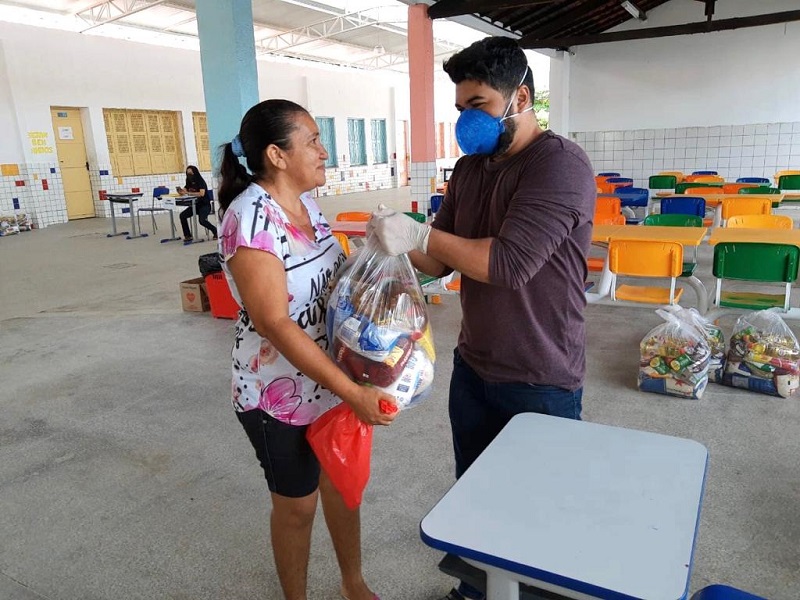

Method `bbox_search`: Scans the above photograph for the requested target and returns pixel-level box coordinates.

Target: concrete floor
[1,188,798,600]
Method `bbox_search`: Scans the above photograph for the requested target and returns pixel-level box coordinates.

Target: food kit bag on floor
[306,399,397,510]
[662,306,726,383]
[639,309,710,399]
[721,309,800,398]
[327,237,435,409]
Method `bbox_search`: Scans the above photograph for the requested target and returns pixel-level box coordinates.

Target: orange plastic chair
[607,239,684,305]
[659,171,685,183]
[687,175,724,183]
[595,214,626,225]
[332,231,351,256]
[721,197,772,222]
[335,211,371,222]
[722,183,758,194]
[595,196,621,216]
[683,187,718,196]
[725,215,793,230]
[597,181,617,194]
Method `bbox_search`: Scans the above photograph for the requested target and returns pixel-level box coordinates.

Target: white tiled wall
[316,158,394,197]
[571,122,800,188]
[2,156,397,230]
[410,161,438,216]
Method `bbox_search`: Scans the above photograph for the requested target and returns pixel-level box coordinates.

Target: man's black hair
[443,36,534,104]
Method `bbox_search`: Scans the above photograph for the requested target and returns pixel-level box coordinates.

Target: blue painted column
[195,0,260,171]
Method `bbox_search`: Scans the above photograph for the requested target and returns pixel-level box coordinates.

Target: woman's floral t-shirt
[218,183,346,426]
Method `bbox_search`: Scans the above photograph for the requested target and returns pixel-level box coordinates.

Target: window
[347,118,366,166]
[370,118,387,164]
[436,122,446,159]
[103,108,183,176]
[192,112,211,172]
[316,117,338,168]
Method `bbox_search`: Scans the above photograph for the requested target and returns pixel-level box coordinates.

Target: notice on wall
[58,126,74,140]
[27,131,54,155]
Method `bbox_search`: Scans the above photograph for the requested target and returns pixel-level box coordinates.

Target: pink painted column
[408,3,437,216]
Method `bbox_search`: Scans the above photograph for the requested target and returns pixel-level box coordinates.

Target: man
[370,37,596,600]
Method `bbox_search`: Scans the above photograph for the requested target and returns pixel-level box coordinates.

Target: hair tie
[231,135,245,158]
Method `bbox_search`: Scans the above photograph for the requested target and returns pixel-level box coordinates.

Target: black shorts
[236,409,320,498]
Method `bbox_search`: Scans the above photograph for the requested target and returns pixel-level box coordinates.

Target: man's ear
[517,84,532,112]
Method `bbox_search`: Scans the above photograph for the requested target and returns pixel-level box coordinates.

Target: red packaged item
[306,400,398,510]
[333,336,414,387]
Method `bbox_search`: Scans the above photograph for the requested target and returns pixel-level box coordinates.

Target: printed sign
[58,127,74,140]
[27,132,54,155]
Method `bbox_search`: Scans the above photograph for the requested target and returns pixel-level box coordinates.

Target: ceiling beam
[522,9,800,49]
[521,0,612,42]
[76,0,168,32]
[428,0,556,20]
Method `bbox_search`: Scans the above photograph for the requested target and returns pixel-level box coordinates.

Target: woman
[217,99,396,600]
[178,165,217,244]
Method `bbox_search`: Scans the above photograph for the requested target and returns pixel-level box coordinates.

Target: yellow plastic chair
[725,215,793,229]
[774,170,800,185]
[659,171,685,183]
[721,197,772,222]
[332,231,351,256]
[689,175,724,183]
[335,211,371,222]
[608,239,684,305]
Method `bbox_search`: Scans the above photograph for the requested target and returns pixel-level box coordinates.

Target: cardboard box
[180,277,210,312]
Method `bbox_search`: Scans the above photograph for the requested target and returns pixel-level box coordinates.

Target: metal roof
[0,0,484,71]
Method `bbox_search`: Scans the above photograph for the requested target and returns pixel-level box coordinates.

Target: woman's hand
[177,186,185,194]
[343,384,398,426]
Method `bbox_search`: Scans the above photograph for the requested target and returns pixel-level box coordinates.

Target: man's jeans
[448,348,583,600]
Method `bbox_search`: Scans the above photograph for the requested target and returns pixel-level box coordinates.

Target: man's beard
[492,117,517,158]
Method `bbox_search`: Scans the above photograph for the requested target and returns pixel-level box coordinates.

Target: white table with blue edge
[420,413,709,600]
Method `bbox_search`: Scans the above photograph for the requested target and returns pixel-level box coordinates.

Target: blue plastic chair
[430,194,444,214]
[661,196,706,217]
[614,186,650,222]
[137,185,172,234]
[605,177,633,186]
[736,177,770,184]
[690,584,766,600]
[692,170,719,175]
[598,171,620,177]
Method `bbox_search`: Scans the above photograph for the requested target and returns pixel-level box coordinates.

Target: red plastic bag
[306,400,397,509]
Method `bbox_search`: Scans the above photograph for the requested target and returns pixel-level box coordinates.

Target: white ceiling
[0,0,488,72]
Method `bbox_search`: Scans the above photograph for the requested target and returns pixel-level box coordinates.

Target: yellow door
[51,107,94,219]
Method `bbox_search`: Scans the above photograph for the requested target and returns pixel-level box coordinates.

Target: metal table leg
[126,199,148,239]
[161,210,181,243]
[106,200,128,237]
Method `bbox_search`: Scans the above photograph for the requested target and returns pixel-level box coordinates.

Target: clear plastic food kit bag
[639,309,710,399]
[327,238,435,409]
[722,309,800,398]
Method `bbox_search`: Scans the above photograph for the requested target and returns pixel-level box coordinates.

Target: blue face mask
[455,67,533,156]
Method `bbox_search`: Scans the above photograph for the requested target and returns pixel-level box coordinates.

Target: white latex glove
[368,204,431,256]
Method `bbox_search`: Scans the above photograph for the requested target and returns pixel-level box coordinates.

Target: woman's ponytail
[217,142,251,216]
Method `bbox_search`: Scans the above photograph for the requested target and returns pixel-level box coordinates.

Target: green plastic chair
[643,213,703,276]
[404,211,427,223]
[713,242,800,310]
[738,187,780,194]
[643,214,703,227]
[778,174,800,191]
[648,175,677,190]
[675,181,723,194]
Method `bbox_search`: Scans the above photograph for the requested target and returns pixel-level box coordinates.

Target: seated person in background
[178,165,218,245]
